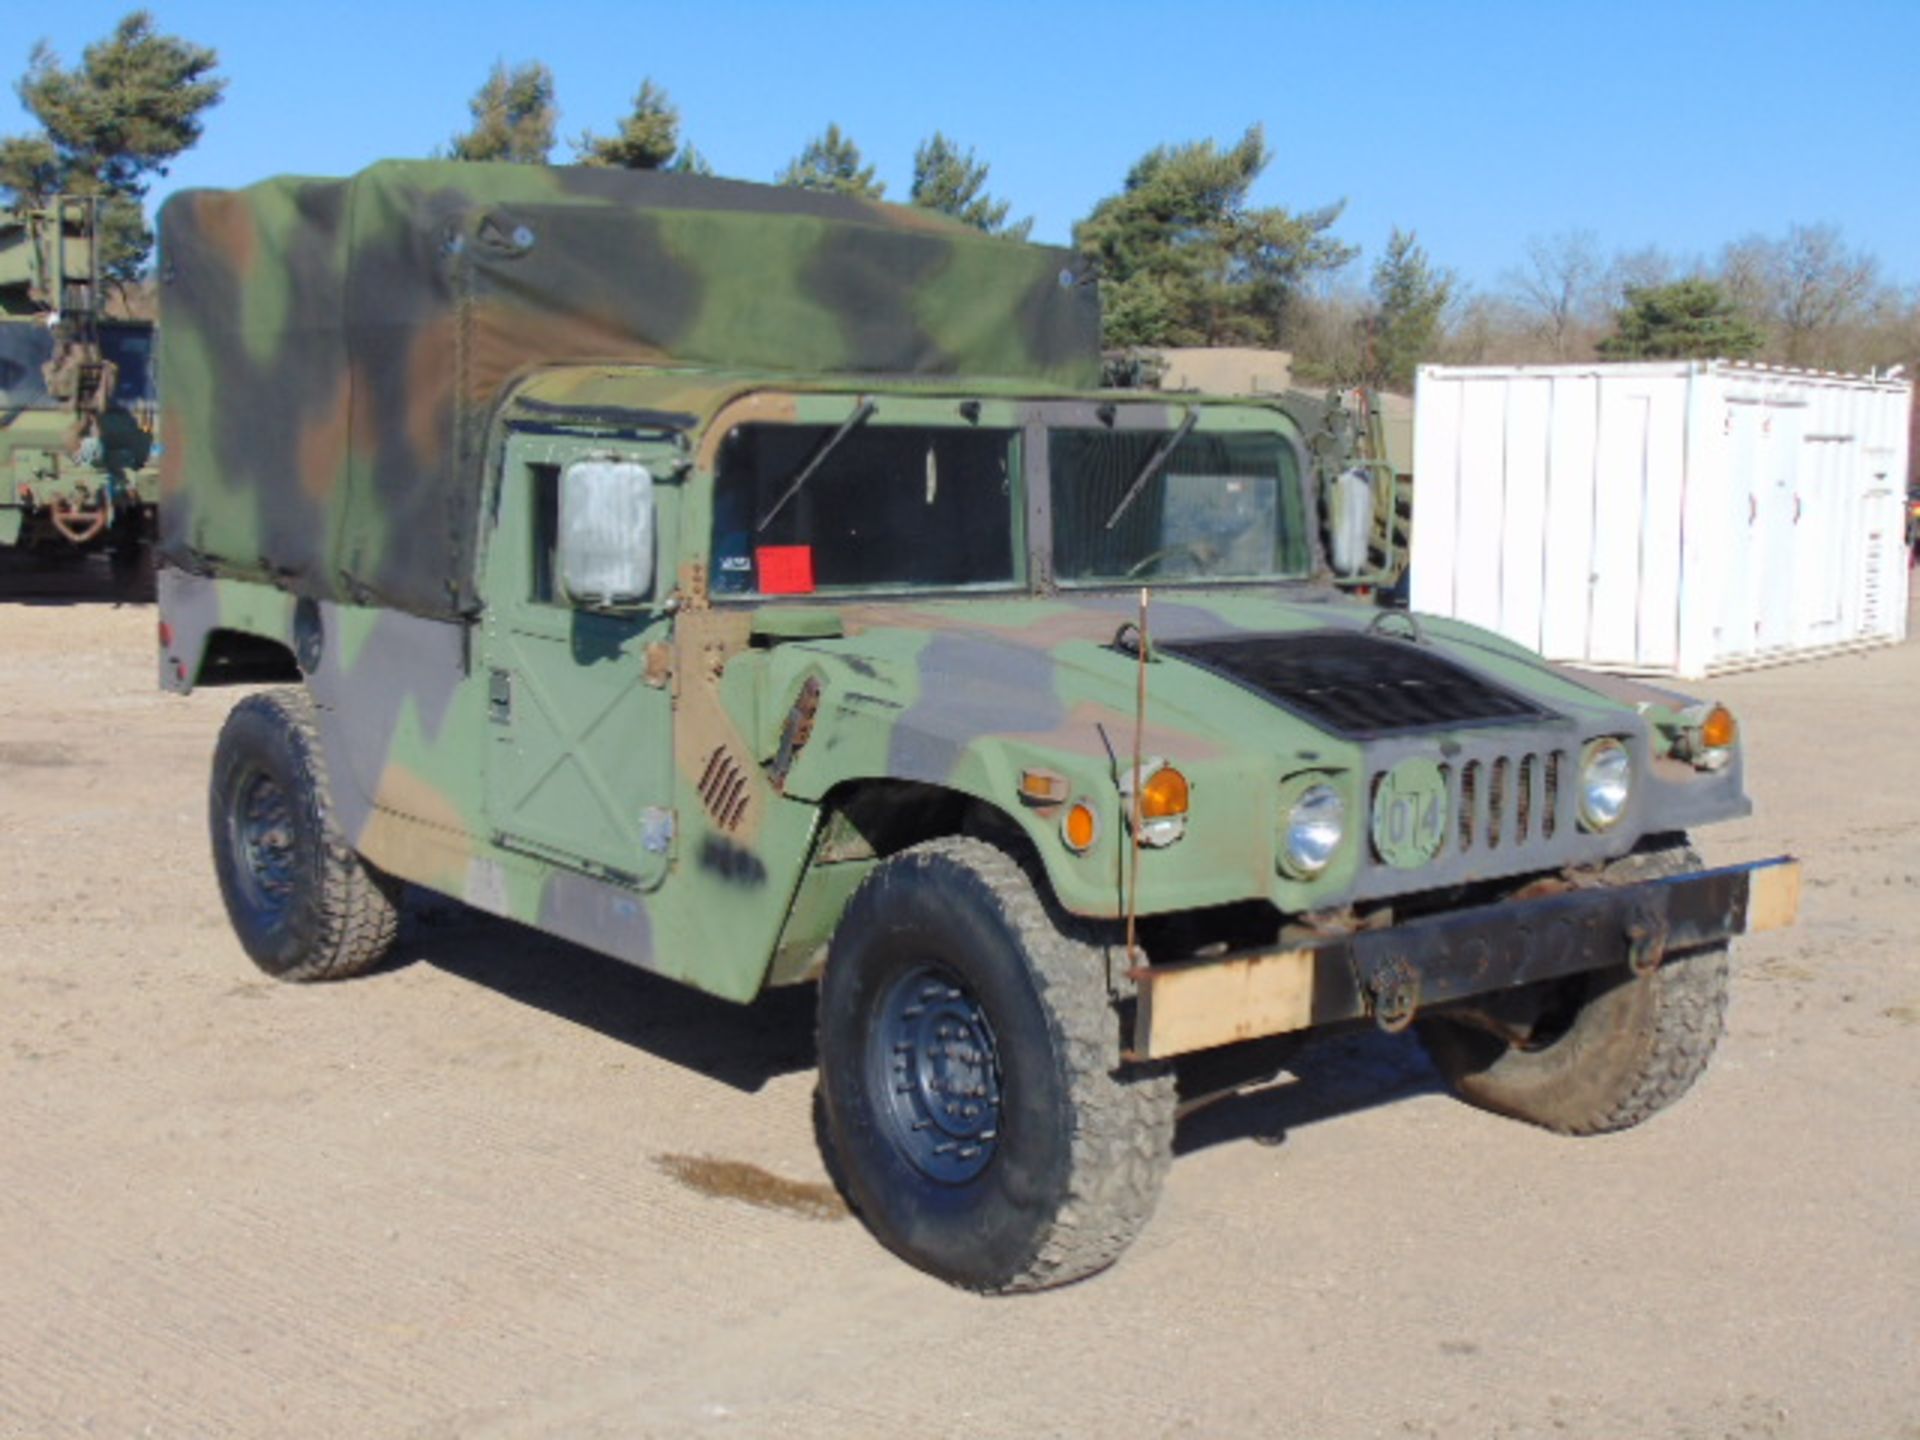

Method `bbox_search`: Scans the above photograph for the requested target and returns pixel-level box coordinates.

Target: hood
[794,590,1625,768]
[1154,629,1561,740]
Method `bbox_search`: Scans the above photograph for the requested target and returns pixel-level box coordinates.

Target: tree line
[4,17,1917,397]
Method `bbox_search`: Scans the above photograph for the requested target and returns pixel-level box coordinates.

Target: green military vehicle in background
[156,162,1800,1292]
[0,195,158,566]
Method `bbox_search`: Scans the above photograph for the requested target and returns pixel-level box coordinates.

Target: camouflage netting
[156,160,1101,619]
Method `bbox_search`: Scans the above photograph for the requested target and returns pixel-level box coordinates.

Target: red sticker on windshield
[756,545,815,595]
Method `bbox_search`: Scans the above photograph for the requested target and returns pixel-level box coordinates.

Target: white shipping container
[1411,361,1912,679]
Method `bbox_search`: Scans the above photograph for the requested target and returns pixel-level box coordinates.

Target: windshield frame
[695,389,1325,606]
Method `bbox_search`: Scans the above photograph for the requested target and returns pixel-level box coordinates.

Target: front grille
[1447,749,1566,857]
[1160,631,1558,740]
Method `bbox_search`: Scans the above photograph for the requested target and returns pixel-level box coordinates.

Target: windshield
[0,321,155,408]
[1050,428,1309,585]
[712,422,1021,596]
[0,322,53,407]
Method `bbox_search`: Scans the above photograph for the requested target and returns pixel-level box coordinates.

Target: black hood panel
[1159,630,1562,740]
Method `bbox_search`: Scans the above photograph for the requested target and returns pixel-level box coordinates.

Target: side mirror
[560,458,654,607]
[1326,465,1378,578]
[1325,460,1408,587]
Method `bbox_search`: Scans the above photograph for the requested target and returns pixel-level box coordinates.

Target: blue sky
[6,0,1915,292]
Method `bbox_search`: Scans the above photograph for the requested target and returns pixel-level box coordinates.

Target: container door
[1715,395,1762,663]
[1756,402,1802,653]
[1585,383,1652,667]
[1792,422,1848,649]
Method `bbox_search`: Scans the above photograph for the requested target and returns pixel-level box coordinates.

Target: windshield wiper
[757,396,877,532]
[1102,407,1199,530]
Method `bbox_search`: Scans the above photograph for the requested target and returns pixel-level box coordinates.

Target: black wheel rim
[869,963,1004,1185]
[230,767,296,928]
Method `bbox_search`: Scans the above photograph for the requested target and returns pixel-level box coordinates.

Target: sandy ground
[1,554,1915,1440]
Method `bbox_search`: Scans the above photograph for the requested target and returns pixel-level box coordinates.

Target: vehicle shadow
[397,901,818,1095]
[0,549,154,605]
[394,897,1444,1140]
[1173,1027,1442,1156]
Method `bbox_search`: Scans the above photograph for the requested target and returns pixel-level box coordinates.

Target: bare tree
[1771,224,1879,365]
[1436,292,1522,366]
[1285,277,1370,387]
[1503,230,1604,360]
[1716,235,1773,323]
[1603,246,1680,312]
[1717,224,1880,366]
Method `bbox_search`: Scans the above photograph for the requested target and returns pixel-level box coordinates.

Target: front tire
[1419,843,1729,1135]
[816,838,1175,1292]
[209,687,400,982]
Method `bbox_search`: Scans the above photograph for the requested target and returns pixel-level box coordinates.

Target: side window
[529,463,560,603]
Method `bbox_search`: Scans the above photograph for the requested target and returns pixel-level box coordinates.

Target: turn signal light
[1018,767,1069,805]
[1138,765,1190,819]
[1061,800,1099,853]
[1700,705,1737,750]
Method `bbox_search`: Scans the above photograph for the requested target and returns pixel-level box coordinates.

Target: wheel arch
[762,776,1069,988]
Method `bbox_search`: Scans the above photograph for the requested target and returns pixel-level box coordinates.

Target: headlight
[1578,738,1632,830]
[1282,783,1345,877]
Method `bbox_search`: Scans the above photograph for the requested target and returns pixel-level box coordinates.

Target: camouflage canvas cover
[156,160,1100,619]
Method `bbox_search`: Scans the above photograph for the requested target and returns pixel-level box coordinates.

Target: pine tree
[1073,125,1355,349]
[448,61,557,164]
[669,143,714,177]
[576,79,689,170]
[777,124,883,199]
[1598,279,1763,360]
[0,10,224,280]
[910,132,1030,239]
[1365,228,1453,391]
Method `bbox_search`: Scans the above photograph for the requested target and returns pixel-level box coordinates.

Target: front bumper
[1130,856,1801,1060]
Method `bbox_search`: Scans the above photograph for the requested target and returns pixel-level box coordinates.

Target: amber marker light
[1700,705,1737,751]
[1138,764,1190,820]
[1018,767,1069,806]
[1675,702,1738,770]
[1119,759,1190,847]
[1061,800,1100,854]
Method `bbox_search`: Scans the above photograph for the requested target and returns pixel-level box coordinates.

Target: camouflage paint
[155,162,1100,619]
[159,363,1752,1006]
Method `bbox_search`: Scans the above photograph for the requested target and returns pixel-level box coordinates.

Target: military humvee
[0,196,157,563]
[156,163,1798,1292]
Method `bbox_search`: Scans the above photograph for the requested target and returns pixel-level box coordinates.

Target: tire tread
[215,687,400,982]
[1421,843,1729,1136]
[821,837,1175,1293]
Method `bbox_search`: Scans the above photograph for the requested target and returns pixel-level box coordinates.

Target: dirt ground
[2,554,1915,1440]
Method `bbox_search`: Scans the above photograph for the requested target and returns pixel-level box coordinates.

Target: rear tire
[209,687,400,982]
[1418,843,1729,1135]
[816,838,1175,1292]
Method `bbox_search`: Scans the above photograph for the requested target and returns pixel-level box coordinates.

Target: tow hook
[1624,905,1669,977]
[49,496,108,545]
[1367,954,1420,1032]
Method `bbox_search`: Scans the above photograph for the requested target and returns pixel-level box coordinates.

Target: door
[481,433,677,890]
[1714,395,1762,662]
[1756,402,1802,653]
